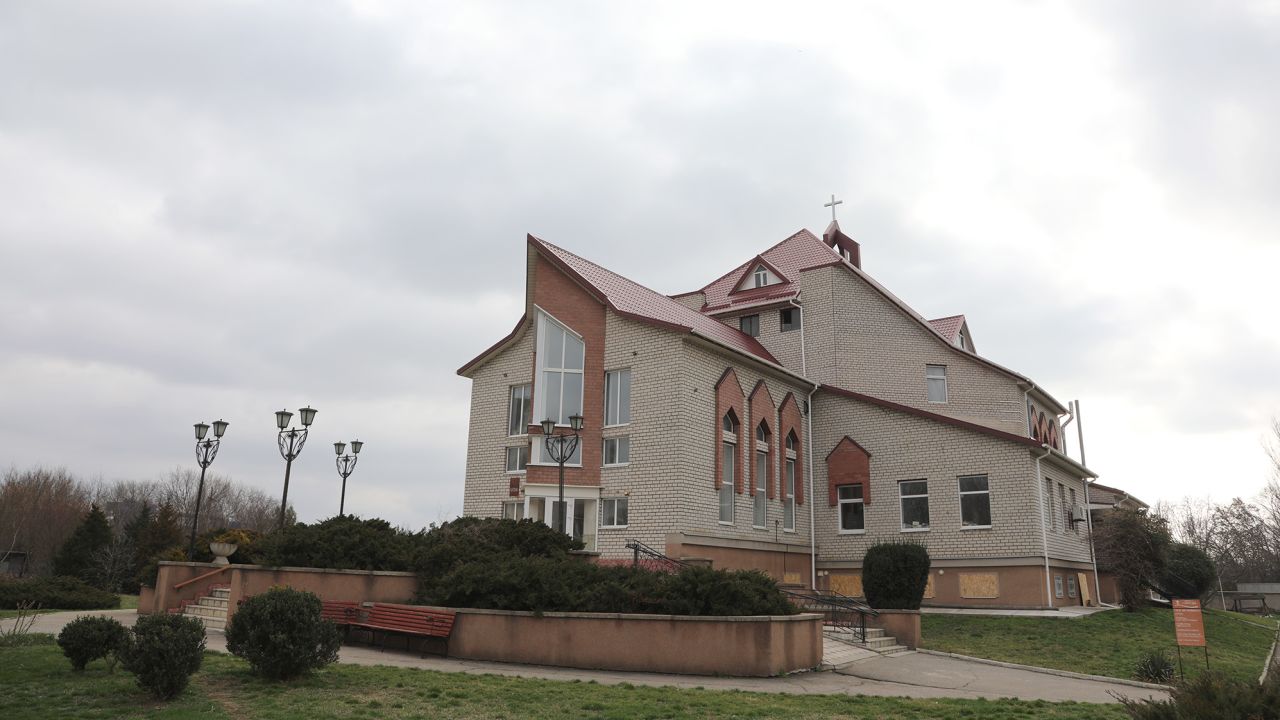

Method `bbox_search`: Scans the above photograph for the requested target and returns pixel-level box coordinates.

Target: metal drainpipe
[791,299,819,590]
[1035,445,1054,609]
[1074,400,1103,604]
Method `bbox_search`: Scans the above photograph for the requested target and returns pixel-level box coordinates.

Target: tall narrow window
[720,411,738,524]
[535,312,585,426]
[926,365,947,403]
[1044,478,1054,529]
[739,314,760,337]
[1059,484,1068,533]
[508,384,532,436]
[753,422,770,528]
[783,432,797,531]
[958,474,991,527]
[899,480,930,530]
[604,369,632,426]
[1069,487,1078,533]
[838,485,864,532]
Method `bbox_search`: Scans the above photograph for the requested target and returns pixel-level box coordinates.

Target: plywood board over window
[830,573,864,598]
[923,574,936,599]
[959,572,1000,599]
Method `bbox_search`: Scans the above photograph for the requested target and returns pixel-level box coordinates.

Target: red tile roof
[699,229,843,313]
[928,314,966,343]
[528,235,785,369]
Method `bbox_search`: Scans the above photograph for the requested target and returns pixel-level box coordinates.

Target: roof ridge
[929,313,966,322]
[696,228,818,293]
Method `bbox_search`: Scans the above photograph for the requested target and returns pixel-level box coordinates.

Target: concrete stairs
[178,586,229,632]
[823,625,911,657]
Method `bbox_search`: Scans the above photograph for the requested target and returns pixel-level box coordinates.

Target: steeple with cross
[824,194,843,223]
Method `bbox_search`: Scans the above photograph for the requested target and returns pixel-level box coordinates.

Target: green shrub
[1157,543,1217,600]
[57,615,128,671]
[119,614,205,699]
[656,566,794,616]
[225,587,341,679]
[1120,671,1280,719]
[0,576,121,610]
[1133,648,1175,684]
[861,542,931,610]
[256,515,420,571]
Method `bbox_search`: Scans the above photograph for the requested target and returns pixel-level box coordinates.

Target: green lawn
[922,607,1277,684]
[0,636,1125,720]
[1,594,137,618]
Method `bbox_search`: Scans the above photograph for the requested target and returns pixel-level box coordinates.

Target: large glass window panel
[563,332,584,370]
[508,384,532,436]
[543,322,565,368]
[605,369,632,426]
[561,373,583,425]
[721,441,735,488]
[542,372,562,424]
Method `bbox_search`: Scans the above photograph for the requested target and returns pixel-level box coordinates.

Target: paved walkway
[5,610,1166,704]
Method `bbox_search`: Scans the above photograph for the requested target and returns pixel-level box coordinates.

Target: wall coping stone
[157,561,416,579]
[445,606,825,623]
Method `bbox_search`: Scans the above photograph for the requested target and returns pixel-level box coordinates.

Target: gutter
[1034,446,1054,609]
[793,298,818,589]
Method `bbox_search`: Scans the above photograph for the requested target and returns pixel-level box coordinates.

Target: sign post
[1172,598,1209,682]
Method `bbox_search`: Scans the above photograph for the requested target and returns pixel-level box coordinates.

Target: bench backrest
[363,602,456,637]
[320,600,362,623]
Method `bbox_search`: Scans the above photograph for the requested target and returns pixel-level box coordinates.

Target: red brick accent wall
[749,380,776,499]
[827,436,871,506]
[779,392,804,506]
[715,368,745,494]
[527,254,606,488]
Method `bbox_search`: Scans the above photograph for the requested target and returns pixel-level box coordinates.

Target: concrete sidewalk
[5,609,1166,704]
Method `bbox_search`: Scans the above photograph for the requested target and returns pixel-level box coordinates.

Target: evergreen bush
[256,515,419,571]
[57,615,128,671]
[1120,672,1280,719]
[52,505,113,584]
[225,587,341,679]
[1132,648,1175,684]
[1157,543,1217,600]
[861,542,931,610]
[119,614,205,699]
[0,576,120,610]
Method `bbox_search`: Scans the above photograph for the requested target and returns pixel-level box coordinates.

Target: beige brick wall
[462,326,535,519]
[715,305,807,376]
[810,391,1093,565]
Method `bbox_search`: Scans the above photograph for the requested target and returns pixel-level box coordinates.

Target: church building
[459,219,1098,609]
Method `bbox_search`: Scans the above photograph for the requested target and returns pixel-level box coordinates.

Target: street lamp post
[275,406,317,529]
[540,414,584,535]
[334,439,363,517]
[188,419,229,558]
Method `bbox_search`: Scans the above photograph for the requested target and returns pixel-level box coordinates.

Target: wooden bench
[346,602,456,656]
[320,600,361,626]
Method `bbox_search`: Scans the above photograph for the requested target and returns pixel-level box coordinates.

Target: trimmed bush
[119,614,205,699]
[57,615,128,671]
[657,566,794,616]
[862,542,931,610]
[1120,671,1280,719]
[1133,648,1175,684]
[256,515,421,571]
[0,576,121,610]
[225,587,341,679]
[1157,543,1217,600]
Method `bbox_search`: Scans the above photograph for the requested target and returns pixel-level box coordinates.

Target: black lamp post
[188,419,229,558]
[275,406,316,529]
[540,413,584,535]
[334,439,363,517]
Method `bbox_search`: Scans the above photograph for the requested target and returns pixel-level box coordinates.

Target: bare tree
[0,467,90,576]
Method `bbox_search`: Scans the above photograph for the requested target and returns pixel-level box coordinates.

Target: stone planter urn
[209,542,238,565]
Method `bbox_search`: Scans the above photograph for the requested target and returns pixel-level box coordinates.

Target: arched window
[719,410,739,524]
[754,422,770,528]
[783,431,798,531]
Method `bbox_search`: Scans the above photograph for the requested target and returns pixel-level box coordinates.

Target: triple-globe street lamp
[189,419,229,557]
[275,406,317,528]
[540,413,584,535]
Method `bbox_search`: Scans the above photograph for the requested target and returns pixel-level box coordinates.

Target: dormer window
[753,266,770,288]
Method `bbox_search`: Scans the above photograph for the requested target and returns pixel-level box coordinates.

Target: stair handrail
[172,564,230,592]
[782,588,877,643]
[624,539,693,572]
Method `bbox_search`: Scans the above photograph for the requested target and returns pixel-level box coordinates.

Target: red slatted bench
[347,602,456,656]
[320,600,361,626]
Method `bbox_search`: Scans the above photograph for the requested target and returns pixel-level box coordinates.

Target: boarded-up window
[923,574,936,599]
[959,572,1000,599]
[830,573,864,598]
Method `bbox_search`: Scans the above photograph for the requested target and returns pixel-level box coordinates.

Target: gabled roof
[527,234,785,366]
[730,256,792,294]
[1088,482,1149,510]
[928,314,967,343]
[698,229,844,313]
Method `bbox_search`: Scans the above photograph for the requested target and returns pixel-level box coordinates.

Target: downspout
[792,298,819,590]
[1074,400,1103,604]
[1034,445,1054,609]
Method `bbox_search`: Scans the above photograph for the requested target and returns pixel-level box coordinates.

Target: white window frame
[837,484,865,534]
[1067,575,1078,598]
[505,445,529,474]
[1054,575,1064,598]
[1069,487,1078,534]
[603,436,630,467]
[899,479,931,532]
[604,369,632,427]
[1059,484,1068,534]
[958,474,992,529]
[501,500,524,520]
[508,383,532,437]
[1045,478,1054,530]
[719,414,737,525]
[753,423,769,529]
[531,435,581,467]
[753,266,770,288]
[783,434,797,532]
[533,309,585,428]
[926,364,948,404]
[601,497,628,528]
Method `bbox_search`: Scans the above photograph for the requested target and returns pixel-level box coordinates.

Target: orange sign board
[1172,599,1206,647]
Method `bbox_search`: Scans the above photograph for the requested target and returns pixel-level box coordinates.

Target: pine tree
[52,505,113,583]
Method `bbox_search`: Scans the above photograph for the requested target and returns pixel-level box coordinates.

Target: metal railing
[624,539,692,573]
[782,588,877,643]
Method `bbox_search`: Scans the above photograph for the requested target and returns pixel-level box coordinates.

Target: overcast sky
[2,1,1277,529]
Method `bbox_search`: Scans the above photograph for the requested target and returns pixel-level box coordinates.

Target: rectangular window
[1045,478,1054,529]
[739,314,760,337]
[604,369,632,426]
[899,479,930,530]
[1069,487,1078,533]
[926,365,947,403]
[780,308,799,332]
[838,485,865,532]
[753,448,768,528]
[783,458,796,531]
[1054,575,1064,598]
[753,266,769,287]
[502,500,524,520]
[535,312,585,426]
[505,445,529,473]
[601,497,628,528]
[508,384,532,436]
[958,474,991,528]
[1059,484,1067,533]
[719,442,735,523]
[603,436,630,466]
[1067,575,1078,598]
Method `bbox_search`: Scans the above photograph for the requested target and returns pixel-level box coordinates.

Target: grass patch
[0,593,134,618]
[922,607,1277,684]
[0,608,53,620]
[0,642,1125,719]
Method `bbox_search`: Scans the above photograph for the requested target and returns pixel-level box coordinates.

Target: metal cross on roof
[824,194,843,222]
